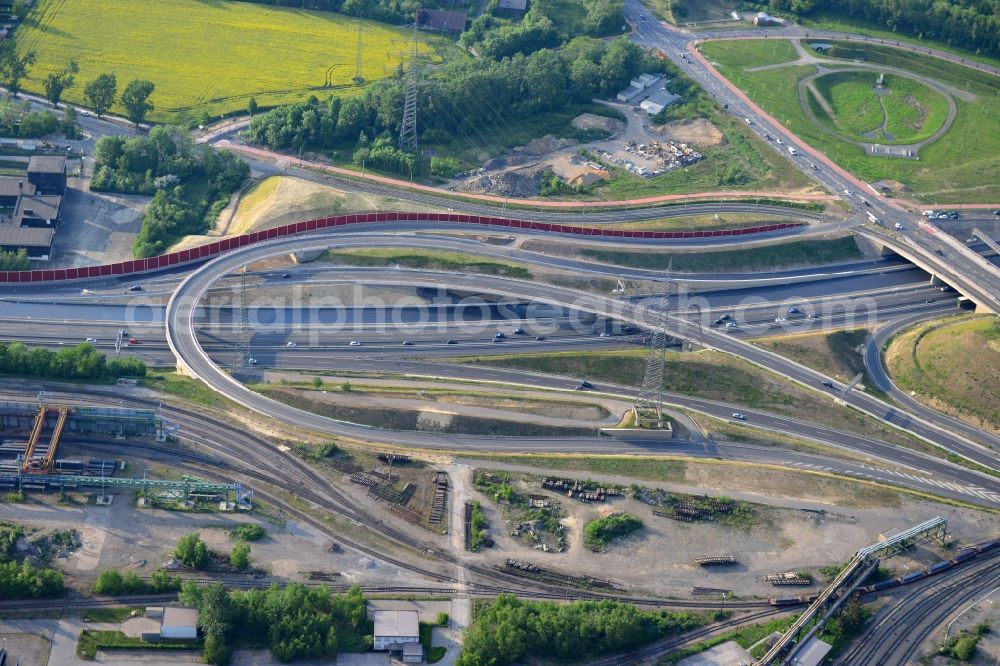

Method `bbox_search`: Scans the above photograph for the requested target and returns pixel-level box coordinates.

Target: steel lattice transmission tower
[398,15,420,154]
[632,260,675,428]
[231,268,254,379]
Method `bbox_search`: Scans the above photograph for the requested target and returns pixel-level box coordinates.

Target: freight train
[769,537,999,606]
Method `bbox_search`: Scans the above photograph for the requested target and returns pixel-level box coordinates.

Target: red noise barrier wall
[0,213,803,284]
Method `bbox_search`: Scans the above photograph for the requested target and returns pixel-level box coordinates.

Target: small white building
[754,11,785,26]
[160,607,199,640]
[373,610,420,652]
[640,90,681,115]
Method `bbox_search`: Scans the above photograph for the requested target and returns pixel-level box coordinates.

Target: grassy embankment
[700,39,1000,202]
[459,348,938,456]
[574,235,862,272]
[319,248,532,279]
[885,315,1000,431]
[755,328,885,399]
[18,0,425,124]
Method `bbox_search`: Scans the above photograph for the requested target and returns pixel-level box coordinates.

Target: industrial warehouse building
[372,609,420,652]
[640,89,682,115]
[616,73,665,103]
[0,155,67,260]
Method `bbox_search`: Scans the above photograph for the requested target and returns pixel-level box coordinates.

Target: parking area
[46,178,146,267]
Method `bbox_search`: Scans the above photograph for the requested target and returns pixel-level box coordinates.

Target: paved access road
[625,0,1000,314]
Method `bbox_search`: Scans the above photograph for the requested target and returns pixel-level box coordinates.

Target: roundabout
[799,66,955,157]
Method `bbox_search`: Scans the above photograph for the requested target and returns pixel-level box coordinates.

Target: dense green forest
[765,0,1000,58]
[246,37,655,172]
[455,595,711,666]
[180,581,370,664]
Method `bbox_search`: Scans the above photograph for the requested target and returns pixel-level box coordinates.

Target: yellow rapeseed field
[18,0,429,123]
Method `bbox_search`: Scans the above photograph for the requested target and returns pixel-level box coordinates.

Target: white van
[787,146,797,156]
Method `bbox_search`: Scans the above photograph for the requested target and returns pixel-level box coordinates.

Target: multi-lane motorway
[147,231,1000,507]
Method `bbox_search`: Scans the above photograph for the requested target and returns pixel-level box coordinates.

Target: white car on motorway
[349,340,361,346]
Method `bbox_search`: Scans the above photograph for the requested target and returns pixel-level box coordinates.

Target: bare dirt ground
[461,461,997,599]
[653,118,726,147]
[0,492,436,589]
[572,113,625,134]
[455,101,726,196]
[262,382,621,429]
[923,586,1000,665]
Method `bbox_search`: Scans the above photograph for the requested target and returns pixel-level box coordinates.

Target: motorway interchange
[3,9,1000,666]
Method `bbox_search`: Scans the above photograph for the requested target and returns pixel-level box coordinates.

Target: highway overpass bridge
[856,223,1000,315]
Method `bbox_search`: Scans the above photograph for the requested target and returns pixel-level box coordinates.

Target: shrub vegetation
[0,342,145,380]
[90,126,248,257]
[455,594,710,666]
[584,512,643,551]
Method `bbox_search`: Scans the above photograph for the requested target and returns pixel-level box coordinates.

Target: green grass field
[460,347,938,455]
[18,0,428,124]
[812,71,884,136]
[320,248,532,279]
[885,316,1000,430]
[700,39,1000,202]
[809,71,948,143]
[880,75,949,141]
[702,39,799,68]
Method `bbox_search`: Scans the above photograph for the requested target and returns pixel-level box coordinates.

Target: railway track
[835,555,1000,665]
[2,385,778,609]
[583,608,788,666]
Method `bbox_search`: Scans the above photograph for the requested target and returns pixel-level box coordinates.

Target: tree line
[765,0,1000,58]
[0,341,146,380]
[91,127,248,257]
[93,569,182,596]
[455,595,710,666]
[245,36,654,175]
[0,43,157,127]
[179,581,369,664]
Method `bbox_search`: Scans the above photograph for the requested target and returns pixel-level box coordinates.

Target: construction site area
[452,102,716,197]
